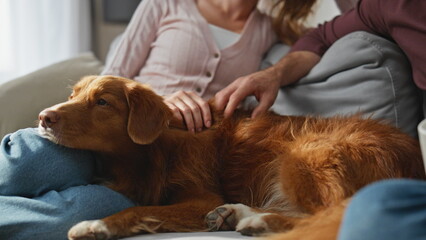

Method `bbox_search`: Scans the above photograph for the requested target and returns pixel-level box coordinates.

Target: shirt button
[196,87,202,93]
[206,71,212,77]
[214,53,219,58]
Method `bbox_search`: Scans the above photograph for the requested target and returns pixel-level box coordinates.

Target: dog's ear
[125,83,172,144]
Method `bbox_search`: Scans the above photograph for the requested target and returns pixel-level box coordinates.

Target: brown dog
[38,75,424,240]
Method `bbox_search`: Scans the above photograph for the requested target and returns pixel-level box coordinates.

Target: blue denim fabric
[338,179,426,240]
[0,128,135,240]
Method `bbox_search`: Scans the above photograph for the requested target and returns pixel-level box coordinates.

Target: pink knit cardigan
[103,0,278,99]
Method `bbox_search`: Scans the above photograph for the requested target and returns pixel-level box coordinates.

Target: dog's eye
[96,99,108,106]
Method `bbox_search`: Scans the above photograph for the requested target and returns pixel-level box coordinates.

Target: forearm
[271,51,321,86]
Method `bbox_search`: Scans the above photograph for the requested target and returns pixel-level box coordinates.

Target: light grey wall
[306,0,341,27]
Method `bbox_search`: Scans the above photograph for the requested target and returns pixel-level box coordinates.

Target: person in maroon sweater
[215,0,426,118]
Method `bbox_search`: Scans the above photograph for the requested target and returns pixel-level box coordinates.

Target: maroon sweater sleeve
[290,0,385,56]
[291,0,426,90]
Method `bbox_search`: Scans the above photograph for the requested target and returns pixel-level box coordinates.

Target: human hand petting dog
[214,67,282,119]
[164,91,212,133]
[215,51,321,119]
[163,69,282,132]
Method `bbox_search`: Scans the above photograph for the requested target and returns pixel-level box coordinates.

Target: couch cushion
[0,52,103,138]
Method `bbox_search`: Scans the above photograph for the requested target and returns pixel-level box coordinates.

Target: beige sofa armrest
[0,52,103,138]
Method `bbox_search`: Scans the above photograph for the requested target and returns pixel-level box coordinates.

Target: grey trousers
[259,31,421,137]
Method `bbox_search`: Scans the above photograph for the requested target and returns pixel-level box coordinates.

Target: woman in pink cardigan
[103,0,358,133]
[103,0,277,132]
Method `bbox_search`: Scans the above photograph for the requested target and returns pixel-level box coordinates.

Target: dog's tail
[263,199,348,240]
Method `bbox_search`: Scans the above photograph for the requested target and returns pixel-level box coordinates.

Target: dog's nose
[39,110,60,128]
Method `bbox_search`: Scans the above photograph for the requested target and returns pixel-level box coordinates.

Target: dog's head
[38,75,172,151]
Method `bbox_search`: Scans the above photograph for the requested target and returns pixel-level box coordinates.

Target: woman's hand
[215,67,282,118]
[164,91,212,132]
[215,51,320,118]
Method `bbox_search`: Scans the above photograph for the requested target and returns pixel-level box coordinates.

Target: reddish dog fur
[38,75,425,240]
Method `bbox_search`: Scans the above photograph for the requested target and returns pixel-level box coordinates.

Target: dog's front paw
[68,220,112,240]
[205,203,258,231]
[236,213,273,236]
[237,213,296,236]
